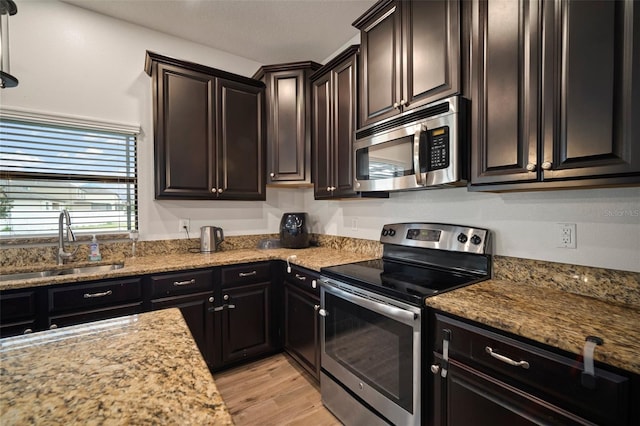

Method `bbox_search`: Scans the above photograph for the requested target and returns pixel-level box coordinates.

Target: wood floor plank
[213,353,341,426]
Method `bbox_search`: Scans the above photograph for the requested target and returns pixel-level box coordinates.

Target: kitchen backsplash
[1,235,637,308]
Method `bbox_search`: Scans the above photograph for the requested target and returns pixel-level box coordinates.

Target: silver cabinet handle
[485,346,530,369]
[430,364,440,374]
[312,280,317,289]
[393,101,399,109]
[314,304,320,311]
[227,304,236,309]
[84,289,113,298]
[213,306,225,312]
[217,188,224,193]
[541,161,552,170]
[49,324,58,330]
[23,328,33,334]
[208,297,214,303]
[400,99,407,107]
[173,279,195,286]
[223,294,229,301]
[318,308,328,317]
[239,271,257,277]
[526,163,536,172]
[211,188,216,193]
[295,274,306,281]
[270,172,275,177]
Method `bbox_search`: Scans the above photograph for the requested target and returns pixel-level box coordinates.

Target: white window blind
[0,118,137,238]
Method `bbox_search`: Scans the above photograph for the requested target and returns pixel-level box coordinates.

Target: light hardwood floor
[213,353,341,426]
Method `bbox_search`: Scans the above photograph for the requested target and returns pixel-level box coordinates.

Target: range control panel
[380,223,490,255]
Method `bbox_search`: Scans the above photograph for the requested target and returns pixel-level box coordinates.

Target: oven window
[355,137,415,180]
[324,292,414,413]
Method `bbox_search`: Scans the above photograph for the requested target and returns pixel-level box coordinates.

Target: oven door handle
[413,124,427,186]
[323,283,419,326]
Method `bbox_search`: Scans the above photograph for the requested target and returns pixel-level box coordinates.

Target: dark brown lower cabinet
[150,291,215,368]
[220,281,272,365]
[0,289,39,337]
[430,312,634,426]
[283,274,320,380]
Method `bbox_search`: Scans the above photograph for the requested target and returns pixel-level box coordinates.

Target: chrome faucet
[58,209,77,265]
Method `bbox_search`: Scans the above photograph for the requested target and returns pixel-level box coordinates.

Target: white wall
[1,1,638,272]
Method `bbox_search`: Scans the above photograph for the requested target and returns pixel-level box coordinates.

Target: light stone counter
[425,279,640,375]
[0,309,233,425]
[0,247,380,291]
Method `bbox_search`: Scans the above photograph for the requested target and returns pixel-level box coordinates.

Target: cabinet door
[217,78,266,200]
[332,56,358,198]
[284,282,320,380]
[312,72,332,199]
[542,0,640,180]
[402,0,460,111]
[221,281,273,364]
[154,63,216,198]
[470,0,541,185]
[151,292,215,368]
[358,0,402,128]
[0,290,38,337]
[431,355,593,426]
[266,69,309,183]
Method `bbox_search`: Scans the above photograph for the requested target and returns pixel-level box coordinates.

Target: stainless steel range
[319,223,492,425]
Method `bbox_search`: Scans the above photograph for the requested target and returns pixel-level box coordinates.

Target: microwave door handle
[413,125,427,186]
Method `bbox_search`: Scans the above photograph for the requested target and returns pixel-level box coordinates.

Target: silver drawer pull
[83,290,113,298]
[318,308,328,317]
[173,279,196,286]
[238,271,257,277]
[485,346,530,369]
[295,274,307,281]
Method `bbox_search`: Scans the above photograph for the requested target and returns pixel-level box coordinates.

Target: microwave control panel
[428,126,449,170]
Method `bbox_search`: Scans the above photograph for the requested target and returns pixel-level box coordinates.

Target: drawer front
[150,269,214,298]
[0,319,37,338]
[221,262,271,287]
[284,265,320,297]
[48,303,142,329]
[433,313,629,425]
[49,278,142,313]
[1,290,36,321]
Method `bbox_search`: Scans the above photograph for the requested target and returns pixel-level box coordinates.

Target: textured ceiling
[62,0,377,64]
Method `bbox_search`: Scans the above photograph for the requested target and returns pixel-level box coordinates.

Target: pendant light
[0,0,18,88]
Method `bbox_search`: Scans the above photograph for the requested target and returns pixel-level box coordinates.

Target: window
[0,116,138,238]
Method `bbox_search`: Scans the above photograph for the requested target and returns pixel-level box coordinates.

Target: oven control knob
[388,228,396,237]
[470,235,482,245]
[382,229,389,236]
[457,233,468,243]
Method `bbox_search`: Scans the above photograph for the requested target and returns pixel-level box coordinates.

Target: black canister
[279,212,310,249]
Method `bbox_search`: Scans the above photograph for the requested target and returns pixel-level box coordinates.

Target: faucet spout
[58,209,78,265]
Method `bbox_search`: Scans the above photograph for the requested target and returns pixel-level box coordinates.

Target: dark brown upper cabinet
[469,0,640,191]
[311,46,359,199]
[253,61,321,186]
[145,51,266,200]
[353,0,461,130]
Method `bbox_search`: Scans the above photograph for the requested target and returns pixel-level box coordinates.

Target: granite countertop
[425,279,640,375]
[0,308,233,425]
[0,247,379,291]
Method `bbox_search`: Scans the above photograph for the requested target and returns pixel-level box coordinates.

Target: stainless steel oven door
[320,278,422,426]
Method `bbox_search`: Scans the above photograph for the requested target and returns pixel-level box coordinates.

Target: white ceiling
[62,0,377,65]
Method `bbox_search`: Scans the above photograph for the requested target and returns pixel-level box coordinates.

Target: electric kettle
[200,226,224,253]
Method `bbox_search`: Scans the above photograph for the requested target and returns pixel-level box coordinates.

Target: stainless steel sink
[0,263,125,282]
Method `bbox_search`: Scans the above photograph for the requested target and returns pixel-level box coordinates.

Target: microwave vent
[356,102,450,139]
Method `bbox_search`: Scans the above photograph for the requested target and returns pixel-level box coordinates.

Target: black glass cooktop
[321,258,485,306]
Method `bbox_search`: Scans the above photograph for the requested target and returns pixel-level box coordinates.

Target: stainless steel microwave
[353,96,467,192]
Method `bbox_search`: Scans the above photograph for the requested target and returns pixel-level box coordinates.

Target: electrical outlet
[178,219,190,233]
[557,223,577,249]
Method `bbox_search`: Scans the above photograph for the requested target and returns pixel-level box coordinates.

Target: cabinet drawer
[49,278,142,313]
[221,262,271,287]
[284,265,320,296]
[1,290,36,321]
[149,269,213,298]
[433,313,630,425]
[48,303,142,329]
